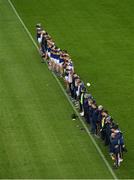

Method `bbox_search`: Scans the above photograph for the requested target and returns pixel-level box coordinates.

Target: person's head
[84,93,92,99]
[98,105,103,111]
[76,78,81,84]
[113,124,119,130]
[111,125,120,134]
[92,102,97,109]
[73,73,78,78]
[106,116,111,121]
[36,23,41,28]
[88,99,93,106]
[101,110,108,117]
[43,31,47,36]
[46,34,51,39]
[81,86,86,92]
[111,133,116,139]
[63,49,68,53]
[41,30,45,34]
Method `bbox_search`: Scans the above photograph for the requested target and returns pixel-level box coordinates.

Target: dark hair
[103,110,108,114]
[113,124,119,130]
[63,50,67,53]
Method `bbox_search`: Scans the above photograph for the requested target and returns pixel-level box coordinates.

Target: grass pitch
[0,0,134,179]
[0,0,114,179]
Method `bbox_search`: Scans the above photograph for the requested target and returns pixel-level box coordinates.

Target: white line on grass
[8,0,118,179]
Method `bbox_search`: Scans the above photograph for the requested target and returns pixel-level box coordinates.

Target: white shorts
[47,52,51,58]
[52,58,56,64]
[65,76,69,81]
[56,59,60,64]
[38,37,42,44]
[55,58,59,64]
[50,57,54,62]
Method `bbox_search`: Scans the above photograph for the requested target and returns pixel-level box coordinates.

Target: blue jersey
[54,53,60,59]
[47,47,51,52]
[50,52,55,58]
[59,58,64,63]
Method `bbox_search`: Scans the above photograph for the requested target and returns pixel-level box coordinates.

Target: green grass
[8,0,134,179]
[0,0,134,178]
[0,0,116,179]
[10,0,134,179]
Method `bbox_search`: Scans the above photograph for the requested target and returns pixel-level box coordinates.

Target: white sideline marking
[8,0,118,179]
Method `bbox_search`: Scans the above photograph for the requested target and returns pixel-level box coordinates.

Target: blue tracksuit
[91,108,99,134]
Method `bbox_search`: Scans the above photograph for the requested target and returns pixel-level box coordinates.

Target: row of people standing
[36,23,127,168]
